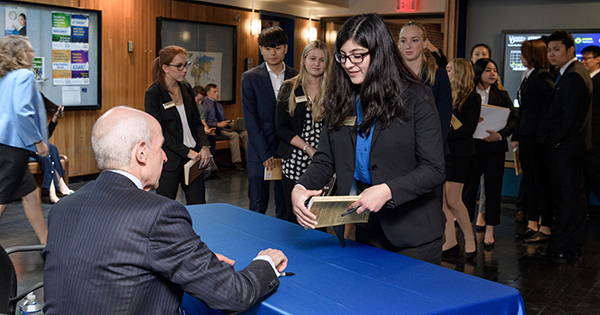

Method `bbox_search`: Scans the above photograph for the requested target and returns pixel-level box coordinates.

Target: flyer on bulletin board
[5,5,26,36]
[31,57,44,82]
[52,12,90,86]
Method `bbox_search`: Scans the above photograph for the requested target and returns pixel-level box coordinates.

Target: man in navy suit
[43,107,288,314]
[537,30,593,262]
[241,26,298,217]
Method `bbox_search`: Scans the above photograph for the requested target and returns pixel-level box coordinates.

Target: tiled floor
[2,168,600,314]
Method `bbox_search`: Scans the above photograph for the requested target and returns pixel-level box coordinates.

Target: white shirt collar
[559,57,578,75]
[266,62,286,76]
[108,170,143,190]
[590,68,600,78]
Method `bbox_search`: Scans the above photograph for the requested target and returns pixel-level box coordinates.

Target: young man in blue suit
[241,26,298,218]
[537,30,593,262]
[43,107,288,314]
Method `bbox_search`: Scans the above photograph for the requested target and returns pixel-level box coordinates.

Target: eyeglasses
[167,61,191,71]
[334,51,370,65]
[581,56,596,61]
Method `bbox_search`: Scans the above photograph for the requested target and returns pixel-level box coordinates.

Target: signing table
[180,203,524,315]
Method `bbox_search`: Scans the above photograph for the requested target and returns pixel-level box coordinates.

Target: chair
[0,244,45,315]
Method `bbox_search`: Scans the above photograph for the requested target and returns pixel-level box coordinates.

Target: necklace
[168,88,180,105]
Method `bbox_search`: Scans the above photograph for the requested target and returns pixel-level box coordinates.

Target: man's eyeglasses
[167,61,191,71]
[334,51,369,65]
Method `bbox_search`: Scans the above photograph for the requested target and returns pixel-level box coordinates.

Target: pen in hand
[279,272,295,277]
[341,207,358,217]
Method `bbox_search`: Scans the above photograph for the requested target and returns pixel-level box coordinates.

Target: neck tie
[556,72,561,83]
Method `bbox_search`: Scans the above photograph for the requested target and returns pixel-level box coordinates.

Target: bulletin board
[157,17,236,104]
[1,1,101,110]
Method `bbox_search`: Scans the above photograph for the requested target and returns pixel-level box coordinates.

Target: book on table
[307,196,368,228]
[184,159,206,186]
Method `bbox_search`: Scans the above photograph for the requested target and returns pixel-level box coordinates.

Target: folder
[264,158,282,180]
[184,159,206,186]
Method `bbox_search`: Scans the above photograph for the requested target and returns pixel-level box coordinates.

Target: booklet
[184,159,206,186]
[307,196,368,228]
[264,158,282,181]
[473,104,510,139]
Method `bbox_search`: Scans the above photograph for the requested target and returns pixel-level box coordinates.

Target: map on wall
[185,51,222,90]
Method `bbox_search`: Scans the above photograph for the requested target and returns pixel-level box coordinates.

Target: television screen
[501,30,600,108]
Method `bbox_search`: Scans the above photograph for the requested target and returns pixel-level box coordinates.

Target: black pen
[341,207,358,217]
[279,272,295,277]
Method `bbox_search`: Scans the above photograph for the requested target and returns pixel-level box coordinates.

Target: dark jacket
[513,68,554,141]
[479,84,519,153]
[275,81,311,159]
[447,90,482,157]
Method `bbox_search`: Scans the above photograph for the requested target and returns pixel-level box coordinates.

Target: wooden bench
[28,155,69,185]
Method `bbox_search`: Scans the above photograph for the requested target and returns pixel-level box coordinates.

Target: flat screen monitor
[501,29,600,108]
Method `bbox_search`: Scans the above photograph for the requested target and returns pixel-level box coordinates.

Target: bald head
[92,106,160,171]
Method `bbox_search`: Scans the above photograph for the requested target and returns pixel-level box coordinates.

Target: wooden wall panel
[22,0,451,177]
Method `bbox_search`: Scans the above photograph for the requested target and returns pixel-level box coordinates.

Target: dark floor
[2,167,600,314]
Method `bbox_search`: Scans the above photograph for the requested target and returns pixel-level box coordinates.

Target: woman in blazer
[292,14,446,264]
[513,39,555,242]
[0,35,48,244]
[463,58,519,248]
[145,45,211,204]
[275,40,332,223]
[442,58,481,259]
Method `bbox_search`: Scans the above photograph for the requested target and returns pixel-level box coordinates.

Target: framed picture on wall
[157,17,237,104]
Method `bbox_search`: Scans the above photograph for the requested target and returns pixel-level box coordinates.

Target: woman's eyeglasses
[334,52,369,65]
[167,61,191,71]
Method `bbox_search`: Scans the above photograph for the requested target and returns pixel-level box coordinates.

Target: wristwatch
[201,145,211,150]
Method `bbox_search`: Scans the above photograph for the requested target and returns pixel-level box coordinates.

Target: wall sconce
[251,0,260,37]
[308,27,317,41]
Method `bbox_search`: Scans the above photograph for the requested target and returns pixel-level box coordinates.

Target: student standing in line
[241,26,298,218]
[292,13,446,264]
[442,58,481,260]
[581,45,600,209]
[275,40,331,223]
[463,58,519,248]
[512,39,555,243]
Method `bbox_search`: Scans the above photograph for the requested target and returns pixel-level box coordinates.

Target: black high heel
[442,244,460,258]
[465,250,477,260]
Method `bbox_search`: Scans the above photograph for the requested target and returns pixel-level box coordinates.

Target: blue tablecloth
[180,203,525,315]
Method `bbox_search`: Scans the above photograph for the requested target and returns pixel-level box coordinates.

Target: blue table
[180,204,525,315]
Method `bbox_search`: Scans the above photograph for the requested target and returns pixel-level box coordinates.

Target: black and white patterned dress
[282,106,323,182]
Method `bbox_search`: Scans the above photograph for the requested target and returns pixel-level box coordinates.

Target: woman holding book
[291,13,446,264]
[275,40,332,223]
[462,58,519,248]
[144,45,211,204]
[441,58,481,259]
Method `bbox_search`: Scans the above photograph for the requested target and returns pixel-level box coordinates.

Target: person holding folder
[291,13,446,264]
[462,58,519,248]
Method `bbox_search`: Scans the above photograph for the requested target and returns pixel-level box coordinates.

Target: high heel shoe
[442,244,460,258]
[465,250,477,260]
[484,241,495,250]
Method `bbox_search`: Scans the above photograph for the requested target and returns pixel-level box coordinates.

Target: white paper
[473,104,510,139]
[62,86,81,105]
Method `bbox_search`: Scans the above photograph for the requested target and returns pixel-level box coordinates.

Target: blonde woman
[442,58,482,259]
[275,40,332,222]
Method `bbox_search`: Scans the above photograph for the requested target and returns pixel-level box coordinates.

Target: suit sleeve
[15,71,46,146]
[144,85,190,158]
[385,91,446,206]
[496,89,519,140]
[433,68,453,144]
[275,82,297,144]
[148,201,279,314]
[447,92,482,141]
[242,71,273,163]
[297,120,336,190]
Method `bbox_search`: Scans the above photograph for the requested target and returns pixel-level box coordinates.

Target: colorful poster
[70,14,89,45]
[71,50,89,84]
[185,51,222,90]
[52,12,71,42]
[5,6,26,36]
[31,57,44,82]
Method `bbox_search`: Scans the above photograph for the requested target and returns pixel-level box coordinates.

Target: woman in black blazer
[513,39,555,242]
[144,45,211,204]
[275,40,332,222]
[292,14,446,264]
[463,58,519,247]
[441,58,481,259]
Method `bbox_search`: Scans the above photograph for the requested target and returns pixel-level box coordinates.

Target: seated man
[43,106,287,314]
[204,83,248,171]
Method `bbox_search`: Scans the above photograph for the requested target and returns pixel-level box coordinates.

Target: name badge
[342,116,357,126]
[295,95,308,103]
[162,101,176,110]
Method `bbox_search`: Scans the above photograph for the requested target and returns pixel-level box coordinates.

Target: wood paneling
[18,0,348,176]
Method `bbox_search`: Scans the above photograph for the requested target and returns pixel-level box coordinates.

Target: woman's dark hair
[473,58,498,86]
[150,45,186,90]
[325,13,420,133]
[520,39,549,69]
[470,43,491,60]
[19,13,26,21]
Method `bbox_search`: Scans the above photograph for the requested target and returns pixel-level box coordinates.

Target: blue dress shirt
[354,96,375,185]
